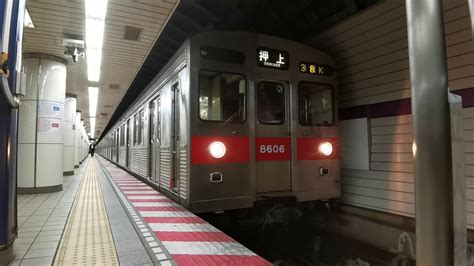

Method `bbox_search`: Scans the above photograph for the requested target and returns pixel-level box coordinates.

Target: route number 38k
[259,144,285,154]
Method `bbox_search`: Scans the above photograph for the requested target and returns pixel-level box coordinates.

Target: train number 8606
[259,145,286,154]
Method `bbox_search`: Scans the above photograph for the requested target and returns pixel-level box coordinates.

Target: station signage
[257,47,289,70]
[299,62,332,76]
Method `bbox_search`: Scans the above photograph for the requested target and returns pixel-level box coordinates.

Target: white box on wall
[339,118,370,170]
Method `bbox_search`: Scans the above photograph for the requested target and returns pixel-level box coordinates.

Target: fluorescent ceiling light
[90,118,96,138]
[85,0,108,82]
[88,87,99,117]
[88,86,99,138]
[24,9,35,28]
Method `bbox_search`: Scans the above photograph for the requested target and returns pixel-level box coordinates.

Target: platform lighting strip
[85,0,108,82]
[88,87,98,138]
[85,0,107,138]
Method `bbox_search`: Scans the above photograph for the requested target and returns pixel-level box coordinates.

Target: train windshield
[298,82,333,126]
[257,82,285,125]
[199,70,246,122]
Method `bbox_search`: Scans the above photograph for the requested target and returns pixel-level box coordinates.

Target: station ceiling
[102,0,380,140]
[23,0,178,137]
[22,0,380,139]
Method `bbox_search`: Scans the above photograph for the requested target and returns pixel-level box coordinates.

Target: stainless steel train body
[98,31,340,213]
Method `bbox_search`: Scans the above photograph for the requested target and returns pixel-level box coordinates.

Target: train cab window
[298,82,334,126]
[199,71,246,122]
[257,82,285,125]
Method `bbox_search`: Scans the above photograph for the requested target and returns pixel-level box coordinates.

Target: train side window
[199,70,246,122]
[122,124,126,146]
[133,114,139,145]
[157,98,161,142]
[119,125,123,146]
[133,111,145,145]
[139,109,144,145]
[257,82,285,125]
[298,82,334,126]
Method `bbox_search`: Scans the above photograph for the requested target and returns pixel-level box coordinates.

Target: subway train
[97,31,341,213]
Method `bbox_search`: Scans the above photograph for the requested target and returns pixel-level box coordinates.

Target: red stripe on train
[191,136,250,164]
[172,255,272,266]
[297,137,339,160]
[255,137,291,161]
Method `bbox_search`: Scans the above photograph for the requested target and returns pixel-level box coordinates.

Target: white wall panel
[312,0,474,228]
[339,118,370,170]
[465,107,474,227]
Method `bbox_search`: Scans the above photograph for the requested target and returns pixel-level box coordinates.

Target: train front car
[188,32,340,213]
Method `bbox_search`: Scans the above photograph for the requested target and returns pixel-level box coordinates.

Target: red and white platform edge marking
[99,158,271,266]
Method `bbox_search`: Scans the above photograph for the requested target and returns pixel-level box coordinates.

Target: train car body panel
[98,31,340,213]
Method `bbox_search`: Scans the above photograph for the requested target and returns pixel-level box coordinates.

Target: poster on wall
[37,118,61,135]
[37,101,63,136]
[38,101,62,119]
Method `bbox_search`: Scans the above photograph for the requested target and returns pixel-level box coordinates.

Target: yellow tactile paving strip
[54,160,119,265]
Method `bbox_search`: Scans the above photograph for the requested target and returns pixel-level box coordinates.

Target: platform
[8,156,270,265]
[98,156,271,265]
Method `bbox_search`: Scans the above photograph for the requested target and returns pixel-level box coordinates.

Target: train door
[170,83,180,193]
[149,97,161,183]
[255,80,292,193]
[126,118,131,168]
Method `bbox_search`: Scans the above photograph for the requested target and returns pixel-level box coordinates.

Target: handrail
[0,72,20,108]
[1,0,19,108]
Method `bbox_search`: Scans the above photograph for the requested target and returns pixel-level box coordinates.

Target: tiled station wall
[309,0,474,227]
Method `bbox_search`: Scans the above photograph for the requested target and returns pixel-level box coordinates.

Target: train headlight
[209,141,226,158]
[319,142,333,156]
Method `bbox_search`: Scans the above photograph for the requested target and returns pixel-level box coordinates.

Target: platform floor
[54,161,119,265]
[99,157,270,265]
[11,162,83,265]
[9,156,270,265]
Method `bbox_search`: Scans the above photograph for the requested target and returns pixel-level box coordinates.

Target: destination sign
[256,47,289,70]
[299,62,332,76]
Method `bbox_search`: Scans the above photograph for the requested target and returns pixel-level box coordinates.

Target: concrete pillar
[18,54,67,193]
[74,112,81,168]
[63,97,76,175]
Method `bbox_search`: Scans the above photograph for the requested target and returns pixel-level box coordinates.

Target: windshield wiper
[222,106,242,126]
